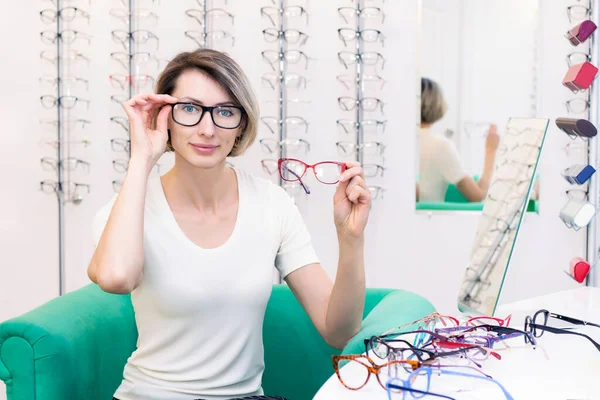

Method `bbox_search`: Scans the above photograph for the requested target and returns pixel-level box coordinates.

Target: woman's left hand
[333,161,371,238]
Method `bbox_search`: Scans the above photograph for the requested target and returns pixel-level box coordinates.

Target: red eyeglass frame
[277,158,347,184]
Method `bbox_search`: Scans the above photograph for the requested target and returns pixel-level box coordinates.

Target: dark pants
[114,397,288,400]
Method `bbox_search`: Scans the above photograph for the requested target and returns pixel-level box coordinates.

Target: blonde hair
[155,49,259,157]
[421,78,447,125]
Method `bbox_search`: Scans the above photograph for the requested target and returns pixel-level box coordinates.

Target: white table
[313,287,600,400]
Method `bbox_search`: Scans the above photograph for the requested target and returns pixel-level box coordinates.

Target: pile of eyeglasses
[39,0,93,204]
[559,0,598,234]
[333,309,599,398]
[335,2,387,201]
[258,1,314,198]
[108,0,162,193]
[184,0,235,50]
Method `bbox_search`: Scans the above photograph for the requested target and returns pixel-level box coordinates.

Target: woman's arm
[455,124,500,202]
[286,163,369,349]
[88,93,176,294]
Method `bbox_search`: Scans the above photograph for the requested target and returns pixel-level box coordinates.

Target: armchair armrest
[0,284,137,400]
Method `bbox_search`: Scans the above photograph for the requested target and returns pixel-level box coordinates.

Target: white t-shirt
[418,127,468,202]
[92,168,319,400]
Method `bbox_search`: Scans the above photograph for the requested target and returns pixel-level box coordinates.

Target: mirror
[457,117,549,316]
[416,0,541,211]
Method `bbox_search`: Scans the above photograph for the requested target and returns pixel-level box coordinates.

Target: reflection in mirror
[416,0,541,211]
[457,118,549,316]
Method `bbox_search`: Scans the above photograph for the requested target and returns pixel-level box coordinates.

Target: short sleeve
[271,185,320,278]
[93,195,117,247]
[436,137,468,184]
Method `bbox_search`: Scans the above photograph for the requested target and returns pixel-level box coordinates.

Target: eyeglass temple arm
[536,324,600,352]
[282,165,310,194]
[551,313,600,329]
[386,382,456,400]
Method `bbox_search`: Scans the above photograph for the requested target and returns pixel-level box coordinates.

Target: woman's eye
[183,105,198,113]
[218,108,234,117]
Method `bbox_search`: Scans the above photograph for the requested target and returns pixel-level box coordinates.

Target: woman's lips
[190,143,219,155]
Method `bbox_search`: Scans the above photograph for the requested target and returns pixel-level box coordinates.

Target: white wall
[0,3,592,397]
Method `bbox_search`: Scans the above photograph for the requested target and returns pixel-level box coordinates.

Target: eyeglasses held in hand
[261,116,308,135]
[262,28,309,46]
[260,6,309,27]
[338,6,385,24]
[525,309,600,352]
[185,30,235,48]
[40,7,90,24]
[261,72,308,90]
[40,95,90,110]
[171,102,245,129]
[338,28,385,47]
[261,50,311,71]
[259,138,310,154]
[112,30,159,50]
[185,8,235,26]
[278,158,347,195]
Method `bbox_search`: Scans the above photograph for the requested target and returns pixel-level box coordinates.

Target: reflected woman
[417,78,500,202]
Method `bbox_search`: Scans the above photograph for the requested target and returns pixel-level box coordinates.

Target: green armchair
[0,284,435,400]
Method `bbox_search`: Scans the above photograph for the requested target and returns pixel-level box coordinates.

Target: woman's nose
[197,111,216,136]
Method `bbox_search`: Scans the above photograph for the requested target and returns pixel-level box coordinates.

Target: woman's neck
[161,155,237,212]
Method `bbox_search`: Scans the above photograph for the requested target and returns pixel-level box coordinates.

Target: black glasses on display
[524,309,600,352]
[171,102,245,129]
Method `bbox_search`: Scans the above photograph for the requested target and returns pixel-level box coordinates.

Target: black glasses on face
[524,309,600,352]
[171,102,244,129]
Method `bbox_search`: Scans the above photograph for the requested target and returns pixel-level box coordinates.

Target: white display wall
[0,5,592,394]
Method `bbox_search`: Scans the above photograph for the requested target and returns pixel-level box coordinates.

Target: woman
[88,49,370,400]
[417,77,500,202]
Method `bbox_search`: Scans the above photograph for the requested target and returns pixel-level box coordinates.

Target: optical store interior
[3,0,600,399]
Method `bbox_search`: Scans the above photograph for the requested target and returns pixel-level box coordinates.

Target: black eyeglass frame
[170,102,246,130]
[524,309,600,352]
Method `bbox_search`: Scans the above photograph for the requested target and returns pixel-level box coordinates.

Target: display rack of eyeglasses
[336,1,387,201]
[184,0,235,50]
[459,121,547,308]
[258,1,311,195]
[39,0,93,295]
[109,0,161,193]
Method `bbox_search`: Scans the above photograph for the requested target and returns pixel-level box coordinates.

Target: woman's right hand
[122,93,178,170]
